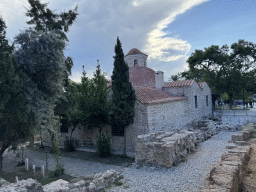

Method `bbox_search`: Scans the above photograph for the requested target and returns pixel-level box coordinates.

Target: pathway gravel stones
[1,130,240,191]
[106,131,241,192]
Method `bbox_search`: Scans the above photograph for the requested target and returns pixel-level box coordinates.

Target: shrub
[97,133,111,157]
[64,137,75,152]
[54,163,65,177]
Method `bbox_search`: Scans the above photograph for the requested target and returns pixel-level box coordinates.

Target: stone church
[68,48,212,155]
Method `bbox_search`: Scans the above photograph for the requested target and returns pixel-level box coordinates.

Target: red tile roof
[164,80,195,87]
[125,48,148,57]
[197,82,206,89]
[107,66,155,88]
[134,86,187,104]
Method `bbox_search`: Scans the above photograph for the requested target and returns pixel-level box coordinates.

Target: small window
[134,59,138,66]
[195,96,198,108]
[206,95,208,107]
[111,115,124,136]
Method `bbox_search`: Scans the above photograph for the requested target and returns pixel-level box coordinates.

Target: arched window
[134,59,138,66]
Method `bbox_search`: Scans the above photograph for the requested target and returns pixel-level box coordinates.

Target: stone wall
[124,54,148,67]
[201,146,251,192]
[222,115,256,125]
[163,81,212,125]
[147,99,189,133]
[0,169,119,192]
[135,131,196,167]
[135,121,243,168]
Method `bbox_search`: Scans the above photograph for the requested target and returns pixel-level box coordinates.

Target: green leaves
[111,37,136,129]
[186,39,256,106]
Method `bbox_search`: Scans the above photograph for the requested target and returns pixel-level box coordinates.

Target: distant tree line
[170,40,256,108]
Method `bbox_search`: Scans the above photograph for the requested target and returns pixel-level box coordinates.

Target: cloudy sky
[1,0,256,82]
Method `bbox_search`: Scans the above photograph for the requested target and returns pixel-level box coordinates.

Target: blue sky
[1,0,256,82]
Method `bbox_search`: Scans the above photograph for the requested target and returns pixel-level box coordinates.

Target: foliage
[96,133,111,157]
[76,63,110,133]
[168,73,181,81]
[0,17,19,119]
[26,0,78,41]
[25,0,79,127]
[185,39,256,108]
[111,37,136,156]
[50,125,65,177]
[14,29,66,143]
[0,17,32,170]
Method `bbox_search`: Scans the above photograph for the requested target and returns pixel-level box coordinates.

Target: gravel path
[2,130,239,191]
[106,131,240,192]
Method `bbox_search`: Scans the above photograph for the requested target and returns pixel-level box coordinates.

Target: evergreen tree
[0,17,19,118]
[0,17,31,170]
[111,37,136,156]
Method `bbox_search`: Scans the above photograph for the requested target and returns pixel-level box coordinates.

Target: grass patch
[113,180,123,186]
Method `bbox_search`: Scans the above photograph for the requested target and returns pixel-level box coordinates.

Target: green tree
[111,37,136,156]
[0,17,18,118]
[186,40,256,109]
[76,63,110,134]
[25,0,79,119]
[168,73,181,81]
[0,17,31,170]
[14,29,66,146]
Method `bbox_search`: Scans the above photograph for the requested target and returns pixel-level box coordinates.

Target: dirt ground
[38,146,135,166]
[242,139,256,192]
[0,145,134,185]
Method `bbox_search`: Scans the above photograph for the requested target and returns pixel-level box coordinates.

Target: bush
[96,133,111,157]
[54,163,65,177]
[64,137,75,152]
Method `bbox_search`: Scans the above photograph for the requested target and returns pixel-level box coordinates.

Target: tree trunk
[123,128,126,157]
[0,144,9,172]
[243,89,245,110]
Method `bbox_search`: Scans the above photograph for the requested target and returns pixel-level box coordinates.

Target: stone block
[236,141,248,146]
[231,134,243,142]
[226,145,236,149]
[43,179,69,192]
[0,178,43,192]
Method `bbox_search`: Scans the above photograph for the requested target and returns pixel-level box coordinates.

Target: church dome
[125,48,148,56]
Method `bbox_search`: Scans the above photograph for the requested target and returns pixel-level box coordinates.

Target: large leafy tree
[186,40,256,108]
[25,0,79,116]
[0,17,31,170]
[111,37,136,156]
[14,29,66,145]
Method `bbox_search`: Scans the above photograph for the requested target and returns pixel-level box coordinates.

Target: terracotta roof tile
[164,80,195,87]
[197,82,206,89]
[107,66,155,88]
[134,86,187,104]
[125,48,148,56]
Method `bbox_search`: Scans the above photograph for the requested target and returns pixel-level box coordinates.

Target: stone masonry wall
[147,99,189,133]
[163,81,212,126]
[135,121,243,168]
[135,131,196,167]
[201,146,251,192]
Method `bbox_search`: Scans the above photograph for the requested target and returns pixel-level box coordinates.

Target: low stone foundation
[135,121,242,168]
[201,145,251,192]
[135,131,196,167]
[0,169,119,192]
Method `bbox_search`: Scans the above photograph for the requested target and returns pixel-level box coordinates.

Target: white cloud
[1,0,209,81]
